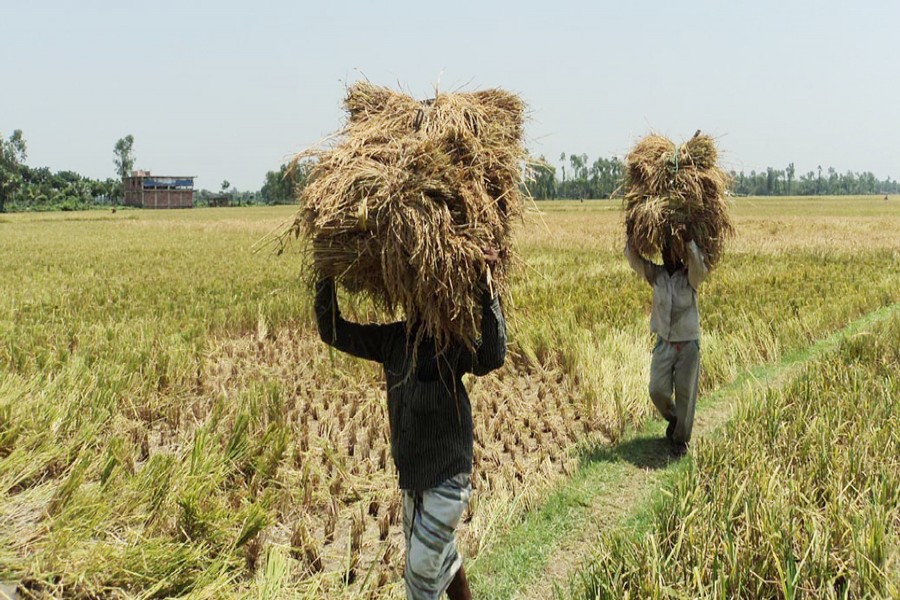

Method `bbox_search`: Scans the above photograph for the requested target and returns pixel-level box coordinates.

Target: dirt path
[470,303,899,600]
[521,387,742,600]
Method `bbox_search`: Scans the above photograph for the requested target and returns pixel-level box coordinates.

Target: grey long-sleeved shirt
[315,279,506,491]
[625,241,708,342]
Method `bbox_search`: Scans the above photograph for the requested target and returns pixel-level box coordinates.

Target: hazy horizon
[3,0,898,191]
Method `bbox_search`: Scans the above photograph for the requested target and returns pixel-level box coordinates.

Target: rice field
[0,197,897,598]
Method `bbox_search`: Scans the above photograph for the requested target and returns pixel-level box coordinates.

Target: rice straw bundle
[622,132,733,266]
[287,82,526,351]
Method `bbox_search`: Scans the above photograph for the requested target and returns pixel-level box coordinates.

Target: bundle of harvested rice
[286,81,526,351]
[622,131,733,267]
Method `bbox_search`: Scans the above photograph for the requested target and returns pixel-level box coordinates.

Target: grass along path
[468,302,900,600]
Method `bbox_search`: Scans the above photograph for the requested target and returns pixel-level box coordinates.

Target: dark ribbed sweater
[315,279,506,491]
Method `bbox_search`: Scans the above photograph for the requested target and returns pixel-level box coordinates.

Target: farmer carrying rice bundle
[289,80,524,353]
[292,81,525,599]
[622,131,733,456]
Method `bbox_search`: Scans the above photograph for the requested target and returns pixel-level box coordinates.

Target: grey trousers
[649,337,700,443]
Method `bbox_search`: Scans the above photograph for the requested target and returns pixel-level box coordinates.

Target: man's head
[661,238,684,274]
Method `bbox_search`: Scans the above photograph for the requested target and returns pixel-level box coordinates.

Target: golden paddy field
[0,197,897,598]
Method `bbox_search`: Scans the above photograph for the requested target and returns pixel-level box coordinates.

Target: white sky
[2,0,898,190]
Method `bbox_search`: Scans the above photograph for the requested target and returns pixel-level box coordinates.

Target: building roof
[126,174,196,179]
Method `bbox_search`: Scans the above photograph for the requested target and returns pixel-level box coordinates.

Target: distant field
[0,197,897,598]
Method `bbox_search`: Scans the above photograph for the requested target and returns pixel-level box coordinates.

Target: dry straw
[285,81,527,351]
[623,132,733,266]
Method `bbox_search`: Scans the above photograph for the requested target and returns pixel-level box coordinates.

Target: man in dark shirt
[315,249,506,600]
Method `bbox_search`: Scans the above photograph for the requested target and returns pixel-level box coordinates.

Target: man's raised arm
[624,242,657,285]
[315,278,387,363]
[685,240,709,290]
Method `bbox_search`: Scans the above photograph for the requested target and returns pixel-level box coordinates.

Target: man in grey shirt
[625,238,708,455]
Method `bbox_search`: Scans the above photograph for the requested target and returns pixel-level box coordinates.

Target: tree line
[2,129,897,213]
[528,154,623,200]
[527,154,899,200]
[0,129,317,211]
[1,130,134,212]
[728,163,898,197]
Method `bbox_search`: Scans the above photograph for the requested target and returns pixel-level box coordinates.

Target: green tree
[221,180,231,193]
[569,153,588,198]
[0,130,27,212]
[113,135,135,199]
[261,168,289,203]
[113,135,135,179]
[827,167,838,194]
[528,156,557,200]
[260,162,313,204]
